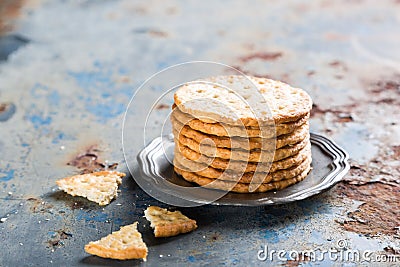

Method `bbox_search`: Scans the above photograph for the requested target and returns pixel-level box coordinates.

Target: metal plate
[134,133,350,206]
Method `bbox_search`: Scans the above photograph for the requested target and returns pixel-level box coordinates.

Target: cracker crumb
[144,206,197,237]
[84,222,147,260]
[56,171,125,206]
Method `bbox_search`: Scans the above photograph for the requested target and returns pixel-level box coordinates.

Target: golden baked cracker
[171,105,309,138]
[174,165,311,193]
[174,75,312,127]
[175,144,312,173]
[174,153,312,183]
[176,134,310,162]
[172,116,309,150]
[56,171,125,206]
[144,206,197,238]
[84,222,148,260]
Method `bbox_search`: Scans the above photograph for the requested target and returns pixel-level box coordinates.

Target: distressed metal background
[1,0,399,266]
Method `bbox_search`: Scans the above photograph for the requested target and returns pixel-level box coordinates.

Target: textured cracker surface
[176,135,310,162]
[172,117,309,150]
[56,171,125,206]
[84,222,148,260]
[174,75,313,126]
[174,153,312,183]
[144,206,197,238]
[174,165,311,193]
[172,105,309,138]
[174,145,312,173]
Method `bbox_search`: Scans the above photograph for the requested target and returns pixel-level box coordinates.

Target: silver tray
[133,133,350,206]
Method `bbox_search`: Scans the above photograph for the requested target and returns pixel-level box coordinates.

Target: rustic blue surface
[1,0,400,266]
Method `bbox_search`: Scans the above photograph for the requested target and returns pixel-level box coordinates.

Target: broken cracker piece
[84,222,148,260]
[144,206,197,237]
[56,171,125,206]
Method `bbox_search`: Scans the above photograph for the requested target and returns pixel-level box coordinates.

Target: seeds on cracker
[144,206,197,238]
[171,75,313,193]
[175,145,311,173]
[174,154,312,183]
[171,105,310,138]
[176,135,310,162]
[56,171,125,206]
[174,165,311,193]
[173,76,312,126]
[172,116,310,150]
[84,222,147,261]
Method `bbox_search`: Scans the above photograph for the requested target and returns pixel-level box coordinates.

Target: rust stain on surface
[67,145,104,172]
[0,102,16,121]
[371,79,400,94]
[312,74,400,124]
[0,0,25,34]
[392,145,400,158]
[336,182,400,237]
[67,145,118,174]
[46,229,73,250]
[239,52,283,63]
[343,144,400,186]
[117,75,130,83]
[307,70,316,76]
[367,76,400,105]
[148,30,168,38]
[328,60,348,71]
[27,197,53,213]
[310,103,355,123]
[155,103,170,110]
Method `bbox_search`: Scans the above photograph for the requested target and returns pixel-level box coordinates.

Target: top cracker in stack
[171,75,313,193]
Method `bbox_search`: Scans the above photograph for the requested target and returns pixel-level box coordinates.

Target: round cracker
[172,116,309,150]
[175,144,312,173]
[171,106,309,138]
[175,134,310,162]
[174,153,311,183]
[174,75,312,127]
[174,164,311,193]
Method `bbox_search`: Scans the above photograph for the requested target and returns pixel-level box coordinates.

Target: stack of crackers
[171,75,313,193]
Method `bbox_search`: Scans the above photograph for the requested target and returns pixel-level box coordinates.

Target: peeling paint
[66,145,118,174]
[261,229,280,243]
[0,165,15,182]
[336,182,400,237]
[26,113,52,129]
